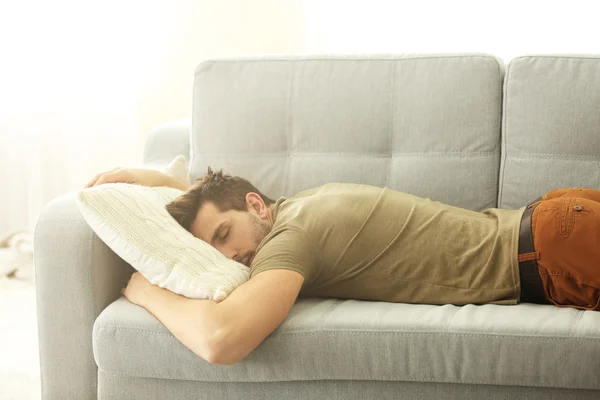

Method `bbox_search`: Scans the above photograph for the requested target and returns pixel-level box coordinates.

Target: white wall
[135,0,307,150]
[2,0,600,237]
[0,0,143,237]
[304,0,600,61]
[0,0,307,237]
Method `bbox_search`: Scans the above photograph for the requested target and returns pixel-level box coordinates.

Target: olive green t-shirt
[250,183,526,306]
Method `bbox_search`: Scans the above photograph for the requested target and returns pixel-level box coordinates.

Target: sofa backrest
[190,54,505,211]
[499,55,600,209]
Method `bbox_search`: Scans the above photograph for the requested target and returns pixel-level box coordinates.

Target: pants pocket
[557,197,576,238]
[539,271,600,311]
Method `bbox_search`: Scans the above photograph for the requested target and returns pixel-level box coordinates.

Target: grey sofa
[34,54,600,400]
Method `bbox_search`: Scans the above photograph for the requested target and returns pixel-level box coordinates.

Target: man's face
[190,196,272,268]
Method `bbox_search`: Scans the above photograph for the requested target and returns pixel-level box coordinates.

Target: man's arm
[85,168,190,191]
[211,269,304,364]
[163,175,190,191]
[135,269,304,364]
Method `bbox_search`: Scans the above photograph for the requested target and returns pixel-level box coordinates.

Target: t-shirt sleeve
[249,228,323,285]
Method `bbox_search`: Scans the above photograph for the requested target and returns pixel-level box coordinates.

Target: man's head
[166,167,276,267]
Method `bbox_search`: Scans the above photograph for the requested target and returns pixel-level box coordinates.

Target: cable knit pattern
[77,183,249,301]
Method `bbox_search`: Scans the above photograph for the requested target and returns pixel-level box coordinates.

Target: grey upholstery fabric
[191,55,504,211]
[34,193,134,400]
[95,298,600,389]
[499,55,600,209]
[142,117,191,167]
[34,54,600,400]
[98,370,600,400]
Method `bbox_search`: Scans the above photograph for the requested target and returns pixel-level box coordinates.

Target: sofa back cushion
[499,55,600,209]
[190,54,504,211]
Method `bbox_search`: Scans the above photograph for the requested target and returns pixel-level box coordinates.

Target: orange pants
[530,188,600,310]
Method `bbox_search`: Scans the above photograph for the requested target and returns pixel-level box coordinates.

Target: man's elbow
[198,328,247,365]
[204,340,250,365]
[207,351,244,365]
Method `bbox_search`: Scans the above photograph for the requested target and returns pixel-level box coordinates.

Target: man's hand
[122,272,156,307]
[84,167,170,188]
[121,271,224,362]
[119,269,304,365]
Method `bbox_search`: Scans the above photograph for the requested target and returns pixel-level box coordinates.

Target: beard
[248,212,272,256]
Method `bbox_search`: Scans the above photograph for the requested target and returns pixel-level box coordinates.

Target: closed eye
[211,221,230,245]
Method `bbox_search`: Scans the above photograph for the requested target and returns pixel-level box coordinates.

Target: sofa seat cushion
[94,297,600,390]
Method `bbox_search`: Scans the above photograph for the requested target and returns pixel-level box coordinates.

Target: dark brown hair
[166,167,275,232]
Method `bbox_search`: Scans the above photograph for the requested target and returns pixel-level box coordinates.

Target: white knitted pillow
[77,183,250,301]
[164,154,191,186]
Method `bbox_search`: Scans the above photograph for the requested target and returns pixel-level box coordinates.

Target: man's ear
[245,192,266,217]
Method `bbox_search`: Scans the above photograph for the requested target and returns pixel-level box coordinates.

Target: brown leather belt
[518,198,549,304]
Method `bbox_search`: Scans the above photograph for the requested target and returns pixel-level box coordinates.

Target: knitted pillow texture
[77,168,249,301]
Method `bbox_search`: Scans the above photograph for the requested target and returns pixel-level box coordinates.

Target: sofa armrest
[34,192,133,400]
[142,117,191,167]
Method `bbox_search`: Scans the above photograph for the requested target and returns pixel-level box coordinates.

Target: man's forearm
[140,285,223,362]
[162,175,190,191]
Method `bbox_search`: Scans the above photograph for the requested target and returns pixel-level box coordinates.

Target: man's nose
[222,248,239,262]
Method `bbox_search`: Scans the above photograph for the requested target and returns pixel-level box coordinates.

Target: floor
[0,262,42,400]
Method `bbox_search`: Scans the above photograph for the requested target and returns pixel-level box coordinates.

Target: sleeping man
[85,167,600,365]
